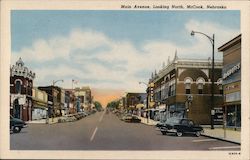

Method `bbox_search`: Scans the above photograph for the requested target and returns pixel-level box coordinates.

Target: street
[10,111,240,150]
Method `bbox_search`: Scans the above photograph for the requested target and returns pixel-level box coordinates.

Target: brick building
[149,52,224,125]
[218,34,241,129]
[10,58,35,121]
[74,86,92,112]
[38,86,62,117]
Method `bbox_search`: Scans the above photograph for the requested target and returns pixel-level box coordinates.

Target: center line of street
[90,127,98,142]
[99,111,105,122]
[209,146,241,150]
[193,139,217,142]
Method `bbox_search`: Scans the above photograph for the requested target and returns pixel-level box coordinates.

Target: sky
[11,10,240,105]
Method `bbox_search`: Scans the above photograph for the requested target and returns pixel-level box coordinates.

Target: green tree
[94,101,102,111]
[107,100,119,109]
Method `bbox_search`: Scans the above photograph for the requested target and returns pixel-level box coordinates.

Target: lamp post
[52,79,64,119]
[139,81,149,123]
[52,79,64,86]
[191,30,215,129]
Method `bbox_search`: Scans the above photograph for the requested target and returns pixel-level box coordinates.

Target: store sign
[214,107,223,123]
[225,91,241,102]
[223,62,240,80]
[224,82,240,93]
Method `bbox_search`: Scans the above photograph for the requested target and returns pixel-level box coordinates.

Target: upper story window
[15,80,22,94]
[184,77,193,94]
[217,78,223,95]
[168,80,176,96]
[197,77,205,94]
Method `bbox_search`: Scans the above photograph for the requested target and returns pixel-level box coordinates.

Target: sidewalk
[201,126,241,144]
[26,117,60,124]
[138,116,241,144]
[138,116,158,126]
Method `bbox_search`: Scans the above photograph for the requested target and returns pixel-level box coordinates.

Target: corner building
[218,34,241,129]
[10,58,35,121]
[149,53,223,125]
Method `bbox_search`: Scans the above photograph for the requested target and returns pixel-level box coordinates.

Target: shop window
[226,105,241,128]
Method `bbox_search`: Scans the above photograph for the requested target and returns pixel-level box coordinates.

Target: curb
[201,134,241,145]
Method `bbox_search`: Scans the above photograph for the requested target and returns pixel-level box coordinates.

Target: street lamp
[51,79,64,119]
[191,30,215,129]
[139,81,149,123]
[52,79,64,86]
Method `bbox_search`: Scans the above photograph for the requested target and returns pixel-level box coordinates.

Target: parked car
[124,116,141,123]
[155,121,166,129]
[160,118,203,137]
[10,115,27,133]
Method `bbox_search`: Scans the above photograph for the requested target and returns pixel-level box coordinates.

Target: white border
[1,0,249,159]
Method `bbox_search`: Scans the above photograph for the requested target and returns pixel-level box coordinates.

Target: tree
[107,100,119,109]
[94,101,102,111]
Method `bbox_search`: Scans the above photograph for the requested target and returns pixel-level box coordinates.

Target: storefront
[32,101,47,120]
[218,34,241,129]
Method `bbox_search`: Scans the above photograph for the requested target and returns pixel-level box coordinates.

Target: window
[198,89,203,94]
[219,85,223,94]
[184,77,192,95]
[15,80,21,93]
[197,77,205,95]
[217,78,223,95]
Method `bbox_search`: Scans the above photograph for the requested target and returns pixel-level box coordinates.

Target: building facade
[218,34,241,129]
[74,86,92,112]
[10,58,35,121]
[38,86,61,117]
[32,87,48,120]
[149,52,224,125]
[65,89,77,114]
[125,92,147,114]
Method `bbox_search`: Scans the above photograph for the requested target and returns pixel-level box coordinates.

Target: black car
[10,116,27,133]
[160,118,203,137]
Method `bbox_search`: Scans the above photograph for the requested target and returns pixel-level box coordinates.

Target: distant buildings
[74,86,92,112]
[10,58,35,121]
[218,34,241,129]
[124,92,147,115]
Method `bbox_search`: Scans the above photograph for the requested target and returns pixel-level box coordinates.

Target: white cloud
[12,20,240,92]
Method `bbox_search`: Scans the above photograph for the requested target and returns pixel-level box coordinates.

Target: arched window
[15,80,22,94]
[217,78,223,94]
[184,77,193,94]
[196,77,205,94]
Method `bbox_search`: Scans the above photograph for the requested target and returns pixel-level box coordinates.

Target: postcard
[0,0,249,159]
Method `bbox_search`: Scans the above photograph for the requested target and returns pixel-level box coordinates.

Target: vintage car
[10,115,27,133]
[160,118,203,137]
[124,115,141,123]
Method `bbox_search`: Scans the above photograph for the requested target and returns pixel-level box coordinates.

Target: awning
[136,104,144,109]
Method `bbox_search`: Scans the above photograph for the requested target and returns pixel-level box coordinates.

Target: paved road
[10,111,240,150]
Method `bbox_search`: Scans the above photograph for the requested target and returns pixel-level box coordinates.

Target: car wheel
[195,131,201,137]
[13,126,21,133]
[161,131,167,135]
[176,132,183,137]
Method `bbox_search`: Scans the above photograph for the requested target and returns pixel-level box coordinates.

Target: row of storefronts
[10,58,94,121]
